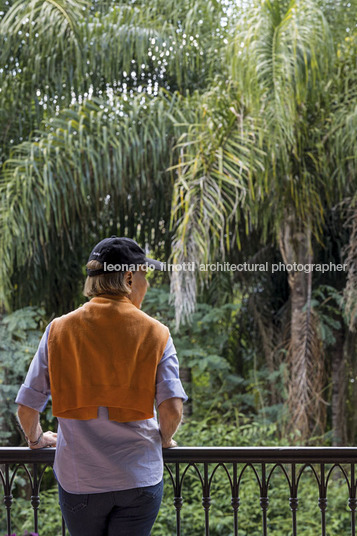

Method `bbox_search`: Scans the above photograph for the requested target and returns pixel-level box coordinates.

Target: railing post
[318,463,327,536]
[31,462,40,534]
[202,463,211,536]
[289,464,298,536]
[3,464,13,536]
[349,463,356,536]
[231,462,240,536]
[260,463,269,536]
[173,462,183,536]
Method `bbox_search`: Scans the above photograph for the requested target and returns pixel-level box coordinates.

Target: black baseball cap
[86,236,164,276]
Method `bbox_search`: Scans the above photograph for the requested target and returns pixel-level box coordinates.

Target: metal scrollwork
[2,447,357,536]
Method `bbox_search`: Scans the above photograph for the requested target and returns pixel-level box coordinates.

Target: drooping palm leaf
[0,0,228,158]
[0,91,186,309]
[169,84,265,326]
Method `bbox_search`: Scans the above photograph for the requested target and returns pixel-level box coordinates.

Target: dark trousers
[58,479,164,536]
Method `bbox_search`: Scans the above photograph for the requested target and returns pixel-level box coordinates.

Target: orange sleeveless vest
[48,295,169,422]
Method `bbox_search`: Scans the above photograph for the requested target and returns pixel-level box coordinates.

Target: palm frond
[0,91,183,308]
[329,97,357,189]
[343,202,357,331]
[230,0,333,150]
[169,85,265,327]
[0,0,227,153]
[0,0,86,59]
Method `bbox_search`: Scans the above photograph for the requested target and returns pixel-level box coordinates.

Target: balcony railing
[1,447,357,535]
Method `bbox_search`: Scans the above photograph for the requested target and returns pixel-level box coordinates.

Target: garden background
[1,0,357,534]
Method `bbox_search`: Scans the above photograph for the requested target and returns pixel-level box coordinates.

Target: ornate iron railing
[1,446,357,535]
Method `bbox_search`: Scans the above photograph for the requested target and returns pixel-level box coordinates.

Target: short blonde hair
[83,260,132,298]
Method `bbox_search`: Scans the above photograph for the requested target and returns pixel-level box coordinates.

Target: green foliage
[0,284,287,445]
[144,285,244,418]
[5,486,62,535]
[155,415,350,535]
[144,285,288,429]
[4,417,351,536]
[0,306,46,443]
[0,92,184,310]
[0,2,356,526]
[0,0,227,160]
[168,80,266,325]
[308,284,345,346]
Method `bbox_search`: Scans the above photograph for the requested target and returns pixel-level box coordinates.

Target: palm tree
[0,0,226,160]
[1,0,357,440]
[170,0,357,439]
[0,0,230,312]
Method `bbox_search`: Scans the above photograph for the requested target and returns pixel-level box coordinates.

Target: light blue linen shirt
[15,323,187,494]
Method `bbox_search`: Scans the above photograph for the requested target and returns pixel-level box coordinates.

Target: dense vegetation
[1,0,357,532]
[0,288,354,533]
[1,0,357,443]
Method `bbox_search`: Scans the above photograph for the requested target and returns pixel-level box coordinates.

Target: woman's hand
[158,398,183,449]
[29,431,57,449]
[161,438,177,448]
[17,404,57,449]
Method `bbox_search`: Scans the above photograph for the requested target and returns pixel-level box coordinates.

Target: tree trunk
[345,330,357,444]
[331,323,346,445]
[279,215,326,441]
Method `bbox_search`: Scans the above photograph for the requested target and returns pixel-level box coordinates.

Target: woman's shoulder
[137,307,169,329]
[48,303,88,332]
[134,308,170,340]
